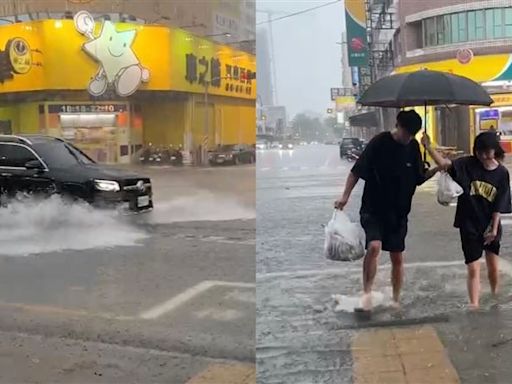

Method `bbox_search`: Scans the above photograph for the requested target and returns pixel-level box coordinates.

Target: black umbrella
[357,69,493,164]
[358,69,493,107]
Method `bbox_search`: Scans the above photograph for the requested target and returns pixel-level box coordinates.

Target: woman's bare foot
[391,300,401,310]
[468,303,479,311]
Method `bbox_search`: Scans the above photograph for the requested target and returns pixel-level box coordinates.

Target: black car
[208,144,256,166]
[339,137,365,158]
[0,135,153,212]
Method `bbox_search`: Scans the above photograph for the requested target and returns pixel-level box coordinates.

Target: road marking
[186,363,255,384]
[139,280,255,320]
[352,326,460,384]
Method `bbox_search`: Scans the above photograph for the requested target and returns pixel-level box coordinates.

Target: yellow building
[395,54,512,154]
[0,14,256,163]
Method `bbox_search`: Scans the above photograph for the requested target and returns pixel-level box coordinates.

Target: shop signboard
[480,109,500,121]
[358,66,372,94]
[0,19,256,99]
[48,104,126,114]
[74,11,150,97]
[330,87,352,100]
[345,0,368,67]
[184,53,254,96]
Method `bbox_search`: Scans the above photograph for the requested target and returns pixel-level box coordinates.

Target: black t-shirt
[351,132,426,220]
[449,156,512,234]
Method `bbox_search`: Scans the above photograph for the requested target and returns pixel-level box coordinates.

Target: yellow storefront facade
[395,54,512,154]
[0,15,256,163]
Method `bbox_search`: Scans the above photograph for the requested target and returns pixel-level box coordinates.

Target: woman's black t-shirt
[449,156,512,235]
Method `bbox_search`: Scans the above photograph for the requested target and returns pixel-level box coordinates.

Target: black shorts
[360,213,408,253]
[459,228,501,265]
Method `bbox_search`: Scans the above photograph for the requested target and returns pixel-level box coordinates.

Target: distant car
[340,137,364,158]
[283,143,294,150]
[0,135,153,212]
[208,144,256,166]
[270,142,283,149]
[256,141,267,150]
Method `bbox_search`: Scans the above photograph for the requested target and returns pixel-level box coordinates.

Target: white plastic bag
[437,172,463,206]
[324,210,365,262]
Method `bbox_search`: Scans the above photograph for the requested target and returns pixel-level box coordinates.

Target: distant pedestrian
[335,110,439,311]
[423,131,512,310]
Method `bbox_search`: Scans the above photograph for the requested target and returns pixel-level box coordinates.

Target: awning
[349,110,379,127]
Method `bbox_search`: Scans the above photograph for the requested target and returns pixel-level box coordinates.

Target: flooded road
[0,165,255,383]
[257,144,512,384]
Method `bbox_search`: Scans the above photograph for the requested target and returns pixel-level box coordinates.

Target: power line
[256,0,342,26]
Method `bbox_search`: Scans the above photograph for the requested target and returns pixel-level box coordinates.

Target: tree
[324,116,343,138]
[292,113,326,142]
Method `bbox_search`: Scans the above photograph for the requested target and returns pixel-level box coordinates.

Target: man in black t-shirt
[335,110,439,311]
[423,131,512,310]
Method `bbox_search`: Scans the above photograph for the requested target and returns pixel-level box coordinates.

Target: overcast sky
[256,1,344,118]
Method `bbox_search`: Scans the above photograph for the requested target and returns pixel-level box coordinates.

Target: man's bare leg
[467,260,481,310]
[360,241,382,310]
[390,252,404,309]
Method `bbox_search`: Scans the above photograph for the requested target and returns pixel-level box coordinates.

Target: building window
[468,11,476,40]
[421,7,512,47]
[458,12,467,41]
[436,16,444,44]
[451,13,459,43]
[494,8,504,38]
[424,17,437,46]
[486,9,494,38]
[476,10,485,39]
[505,8,512,37]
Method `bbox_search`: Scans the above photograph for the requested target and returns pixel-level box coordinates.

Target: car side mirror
[25,159,44,170]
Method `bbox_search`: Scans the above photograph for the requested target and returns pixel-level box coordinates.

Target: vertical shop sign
[345,0,368,67]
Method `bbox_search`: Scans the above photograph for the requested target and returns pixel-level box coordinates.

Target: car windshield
[219,145,235,151]
[342,138,359,146]
[32,141,95,168]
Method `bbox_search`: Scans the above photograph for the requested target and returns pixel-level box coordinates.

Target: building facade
[391,0,512,153]
[0,0,256,53]
[0,11,256,164]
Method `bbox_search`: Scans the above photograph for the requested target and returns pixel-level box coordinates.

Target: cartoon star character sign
[74,10,150,97]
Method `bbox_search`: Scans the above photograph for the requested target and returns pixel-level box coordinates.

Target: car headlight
[226,154,233,159]
[288,144,293,149]
[94,180,120,192]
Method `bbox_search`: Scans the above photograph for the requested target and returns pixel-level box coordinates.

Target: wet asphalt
[0,165,255,383]
[256,144,512,384]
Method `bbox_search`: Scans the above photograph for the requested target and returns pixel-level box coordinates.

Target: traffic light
[0,50,13,83]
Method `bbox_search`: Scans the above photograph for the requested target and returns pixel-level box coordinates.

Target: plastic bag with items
[324,210,365,262]
[437,172,463,206]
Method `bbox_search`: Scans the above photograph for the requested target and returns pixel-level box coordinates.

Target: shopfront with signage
[395,53,512,153]
[0,13,256,163]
